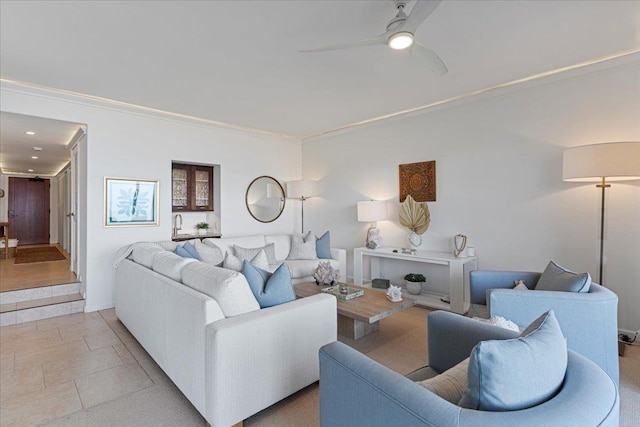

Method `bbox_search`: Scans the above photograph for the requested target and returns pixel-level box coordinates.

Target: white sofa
[207,233,347,285]
[114,241,337,427]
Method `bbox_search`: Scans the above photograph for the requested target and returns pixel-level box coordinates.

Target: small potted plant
[195,222,210,236]
[313,261,340,286]
[404,273,425,295]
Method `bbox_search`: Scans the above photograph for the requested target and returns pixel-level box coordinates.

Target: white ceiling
[1,0,639,141]
[0,112,81,176]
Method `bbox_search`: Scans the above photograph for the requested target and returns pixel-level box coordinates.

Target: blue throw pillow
[535,261,591,293]
[175,245,198,259]
[316,231,331,259]
[242,261,296,308]
[182,241,201,260]
[459,310,567,411]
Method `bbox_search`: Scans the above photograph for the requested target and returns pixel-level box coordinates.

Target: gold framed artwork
[104,177,159,227]
[399,161,436,202]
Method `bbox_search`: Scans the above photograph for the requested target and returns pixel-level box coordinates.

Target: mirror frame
[245,176,286,223]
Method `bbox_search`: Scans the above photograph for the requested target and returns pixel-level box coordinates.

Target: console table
[353,247,477,314]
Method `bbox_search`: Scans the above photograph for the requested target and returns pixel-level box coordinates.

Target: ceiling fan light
[388,32,414,50]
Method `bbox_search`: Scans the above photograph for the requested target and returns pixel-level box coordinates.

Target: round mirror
[245,176,285,223]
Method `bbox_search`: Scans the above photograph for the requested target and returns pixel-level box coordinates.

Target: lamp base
[365,226,383,249]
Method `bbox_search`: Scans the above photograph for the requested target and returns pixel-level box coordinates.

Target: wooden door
[8,177,50,245]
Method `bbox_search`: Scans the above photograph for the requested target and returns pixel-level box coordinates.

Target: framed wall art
[399,160,436,202]
[104,177,159,227]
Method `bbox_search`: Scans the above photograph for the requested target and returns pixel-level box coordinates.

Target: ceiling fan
[299,0,448,75]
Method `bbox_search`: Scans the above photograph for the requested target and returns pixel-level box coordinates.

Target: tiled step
[0,283,85,326]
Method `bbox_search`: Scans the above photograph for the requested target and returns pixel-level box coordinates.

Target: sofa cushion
[234,243,277,265]
[287,231,318,260]
[131,245,164,268]
[242,261,296,308]
[535,261,591,293]
[152,251,197,282]
[223,249,268,272]
[211,235,267,256]
[155,240,179,252]
[265,234,292,261]
[175,245,198,259]
[459,310,567,411]
[181,262,260,317]
[418,358,469,404]
[193,240,224,266]
[316,231,331,259]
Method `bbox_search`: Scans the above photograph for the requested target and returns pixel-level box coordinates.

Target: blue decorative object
[242,261,296,308]
[182,241,200,260]
[175,245,197,259]
[316,231,331,259]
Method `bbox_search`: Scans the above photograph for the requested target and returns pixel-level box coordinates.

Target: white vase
[197,229,207,236]
[405,280,423,295]
[408,232,422,249]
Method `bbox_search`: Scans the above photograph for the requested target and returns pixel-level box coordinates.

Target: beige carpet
[41,307,639,427]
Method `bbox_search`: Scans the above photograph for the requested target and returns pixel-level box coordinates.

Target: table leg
[337,315,380,340]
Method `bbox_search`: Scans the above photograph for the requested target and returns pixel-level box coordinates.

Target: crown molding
[0,79,300,144]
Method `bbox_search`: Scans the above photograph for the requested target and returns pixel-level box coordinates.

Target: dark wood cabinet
[172,163,214,211]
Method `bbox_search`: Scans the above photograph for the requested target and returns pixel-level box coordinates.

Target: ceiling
[1,0,638,142]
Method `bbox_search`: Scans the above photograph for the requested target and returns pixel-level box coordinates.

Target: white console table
[353,247,477,314]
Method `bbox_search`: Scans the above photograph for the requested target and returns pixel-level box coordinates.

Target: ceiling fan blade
[402,0,443,34]
[299,31,390,53]
[410,42,448,74]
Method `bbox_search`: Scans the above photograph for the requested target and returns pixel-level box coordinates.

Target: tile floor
[0,309,191,427]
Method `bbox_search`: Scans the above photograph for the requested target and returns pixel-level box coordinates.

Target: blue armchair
[319,311,619,427]
[469,270,619,384]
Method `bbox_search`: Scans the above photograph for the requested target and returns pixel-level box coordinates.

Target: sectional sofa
[114,233,343,427]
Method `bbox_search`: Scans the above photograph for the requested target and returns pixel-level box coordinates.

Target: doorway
[8,177,50,245]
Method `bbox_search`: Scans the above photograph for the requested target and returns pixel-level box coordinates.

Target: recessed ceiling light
[32,156,39,159]
[26,131,36,135]
[28,169,34,172]
[33,146,43,151]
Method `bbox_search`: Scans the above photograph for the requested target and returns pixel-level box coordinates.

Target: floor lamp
[286,180,317,233]
[563,141,640,285]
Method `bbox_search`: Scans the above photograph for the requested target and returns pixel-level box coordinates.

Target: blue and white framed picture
[104,177,159,227]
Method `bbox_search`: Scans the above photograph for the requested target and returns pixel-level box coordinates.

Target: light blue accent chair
[469,270,619,385]
[319,311,619,427]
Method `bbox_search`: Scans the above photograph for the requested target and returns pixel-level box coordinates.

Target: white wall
[1,82,302,311]
[302,61,640,331]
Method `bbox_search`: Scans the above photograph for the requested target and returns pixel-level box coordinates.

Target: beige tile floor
[0,310,176,427]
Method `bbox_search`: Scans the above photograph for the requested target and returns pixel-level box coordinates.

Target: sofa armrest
[470,270,541,304]
[330,247,347,281]
[427,311,518,373]
[320,341,461,427]
[205,293,337,427]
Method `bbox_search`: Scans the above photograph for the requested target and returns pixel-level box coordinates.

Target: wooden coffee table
[295,282,415,340]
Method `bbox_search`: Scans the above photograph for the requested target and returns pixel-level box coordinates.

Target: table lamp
[357,200,388,248]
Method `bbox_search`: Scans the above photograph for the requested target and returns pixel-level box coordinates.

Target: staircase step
[0,283,85,327]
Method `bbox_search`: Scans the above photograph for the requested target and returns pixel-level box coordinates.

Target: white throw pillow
[287,231,318,260]
[418,358,469,404]
[234,243,277,265]
[223,249,268,272]
[181,262,260,317]
[193,239,224,266]
[513,280,528,290]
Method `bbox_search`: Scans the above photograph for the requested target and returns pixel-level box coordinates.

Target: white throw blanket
[113,242,164,268]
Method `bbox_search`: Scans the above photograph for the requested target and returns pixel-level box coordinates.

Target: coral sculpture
[313,261,340,286]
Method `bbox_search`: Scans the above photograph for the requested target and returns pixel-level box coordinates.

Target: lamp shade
[286,180,317,199]
[357,200,388,222]
[563,142,640,182]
